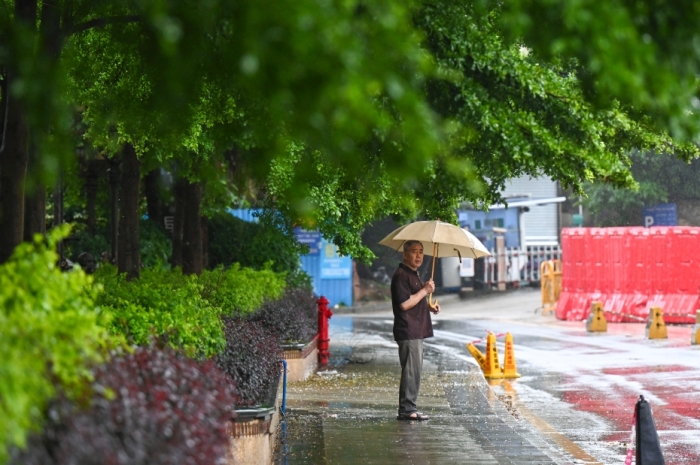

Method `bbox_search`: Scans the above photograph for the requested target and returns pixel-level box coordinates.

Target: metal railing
[478,245,562,287]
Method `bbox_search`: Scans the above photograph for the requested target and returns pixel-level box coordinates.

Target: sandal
[397,412,430,421]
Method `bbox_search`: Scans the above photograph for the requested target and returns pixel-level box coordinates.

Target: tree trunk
[181,181,203,275]
[23,144,46,242]
[84,159,100,236]
[0,71,30,263]
[143,168,163,227]
[107,158,121,263]
[170,178,186,269]
[117,144,140,280]
[52,172,64,260]
[201,215,209,270]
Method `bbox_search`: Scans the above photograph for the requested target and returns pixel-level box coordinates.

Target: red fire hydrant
[317,296,332,365]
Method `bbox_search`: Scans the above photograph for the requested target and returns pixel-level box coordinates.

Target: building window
[475,220,481,229]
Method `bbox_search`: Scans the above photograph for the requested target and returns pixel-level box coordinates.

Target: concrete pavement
[275,288,587,464]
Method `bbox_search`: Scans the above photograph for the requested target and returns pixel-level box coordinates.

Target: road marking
[489,379,603,465]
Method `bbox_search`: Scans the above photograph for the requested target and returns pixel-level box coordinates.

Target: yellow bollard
[502,332,521,379]
[691,310,700,345]
[586,301,608,333]
[466,343,488,373]
[645,307,668,339]
[484,332,504,379]
[552,259,562,303]
[540,261,555,315]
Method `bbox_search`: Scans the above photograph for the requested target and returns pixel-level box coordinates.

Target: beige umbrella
[379,220,491,308]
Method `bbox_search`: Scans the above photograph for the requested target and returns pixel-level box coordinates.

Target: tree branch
[66,15,140,36]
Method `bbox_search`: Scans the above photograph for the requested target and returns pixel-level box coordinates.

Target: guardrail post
[645,307,668,339]
[586,301,608,332]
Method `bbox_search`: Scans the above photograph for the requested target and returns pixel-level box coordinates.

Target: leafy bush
[252,287,318,344]
[208,211,305,273]
[10,347,237,465]
[285,268,313,292]
[65,229,110,265]
[199,264,286,316]
[215,318,282,407]
[0,226,113,464]
[66,219,171,270]
[94,266,225,358]
[139,219,172,268]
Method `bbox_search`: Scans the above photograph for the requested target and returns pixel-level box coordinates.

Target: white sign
[459,258,475,277]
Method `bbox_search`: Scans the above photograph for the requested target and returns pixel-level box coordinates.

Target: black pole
[635,395,665,465]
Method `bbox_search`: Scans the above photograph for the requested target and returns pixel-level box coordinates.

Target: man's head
[402,240,424,271]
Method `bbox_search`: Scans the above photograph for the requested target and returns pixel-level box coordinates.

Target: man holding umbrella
[381,220,490,420]
[391,240,440,421]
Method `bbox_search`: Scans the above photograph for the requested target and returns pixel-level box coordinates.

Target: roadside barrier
[692,311,700,345]
[540,259,562,315]
[585,301,608,332]
[466,331,520,379]
[584,301,696,341]
[557,227,700,324]
[645,307,668,340]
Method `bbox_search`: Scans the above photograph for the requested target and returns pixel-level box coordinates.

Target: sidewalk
[275,309,580,465]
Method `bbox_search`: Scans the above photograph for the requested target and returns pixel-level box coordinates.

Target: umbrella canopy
[378,220,491,259]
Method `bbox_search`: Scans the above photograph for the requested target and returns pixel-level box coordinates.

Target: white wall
[502,176,559,245]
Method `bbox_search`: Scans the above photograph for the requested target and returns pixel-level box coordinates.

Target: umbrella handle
[429,293,438,309]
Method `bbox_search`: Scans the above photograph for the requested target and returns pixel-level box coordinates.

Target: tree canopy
[1,0,699,263]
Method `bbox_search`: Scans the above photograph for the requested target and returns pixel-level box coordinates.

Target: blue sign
[643,203,677,227]
[294,227,322,255]
[320,239,352,279]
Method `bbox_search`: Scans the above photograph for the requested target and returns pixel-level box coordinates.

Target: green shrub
[65,229,110,264]
[0,226,113,464]
[285,268,313,292]
[139,219,171,269]
[94,266,225,359]
[199,264,287,316]
[94,261,288,357]
[207,211,304,273]
[66,219,171,270]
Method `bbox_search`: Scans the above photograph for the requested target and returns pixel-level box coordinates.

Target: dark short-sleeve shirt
[391,263,434,341]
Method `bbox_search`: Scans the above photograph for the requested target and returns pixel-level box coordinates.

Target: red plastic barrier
[556,227,700,324]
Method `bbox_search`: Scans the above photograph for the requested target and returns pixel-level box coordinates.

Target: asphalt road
[347,288,700,464]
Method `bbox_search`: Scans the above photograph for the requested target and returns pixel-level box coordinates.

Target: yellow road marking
[488,380,603,465]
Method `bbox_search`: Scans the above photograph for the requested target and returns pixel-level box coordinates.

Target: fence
[556,226,700,323]
[477,245,562,288]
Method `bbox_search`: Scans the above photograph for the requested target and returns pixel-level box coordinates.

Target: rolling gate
[556,226,700,324]
[228,209,353,308]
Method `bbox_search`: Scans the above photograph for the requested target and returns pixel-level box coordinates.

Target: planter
[282,334,318,383]
[228,375,282,465]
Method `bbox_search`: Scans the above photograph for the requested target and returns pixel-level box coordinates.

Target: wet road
[350,289,700,464]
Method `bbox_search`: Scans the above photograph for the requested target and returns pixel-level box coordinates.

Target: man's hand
[423,280,435,294]
[430,302,441,315]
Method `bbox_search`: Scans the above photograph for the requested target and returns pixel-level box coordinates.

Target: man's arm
[400,280,435,311]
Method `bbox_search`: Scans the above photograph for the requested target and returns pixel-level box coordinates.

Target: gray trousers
[397,339,423,414]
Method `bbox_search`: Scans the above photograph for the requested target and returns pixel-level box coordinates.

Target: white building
[497,175,565,247]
